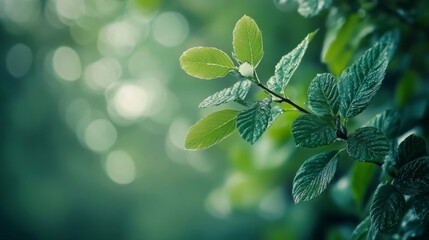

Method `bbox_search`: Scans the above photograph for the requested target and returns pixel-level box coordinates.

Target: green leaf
[180,47,235,80]
[199,80,252,108]
[307,73,339,116]
[236,98,272,144]
[338,32,397,118]
[267,106,284,127]
[347,127,389,164]
[185,110,238,150]
[394,156,429,195]
[267,30,318,95]
[232,15,263,67]
[292,114,337,148]
[370,184,405,233]
[296,0,332,18]
[351,216,370,240]
[293,150,340,203]
[365,109,401,139]
[351,162,378,209]
[396,134,426,169]
[411,194,429,223]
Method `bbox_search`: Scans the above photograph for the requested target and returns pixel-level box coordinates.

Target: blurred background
[1,0,427,239]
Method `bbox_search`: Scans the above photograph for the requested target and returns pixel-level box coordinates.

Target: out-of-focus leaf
[347,127,389,164]
[351,162,378,209]
[296,0,332,18]
[395,71,420,108]
[232,15,263,67]
[365,109,401,139]
[293,150,339,203]
[370,184,405,233]
[180,47,234,80]
[185,110,238,150]
[199,80,252,108]
[236,98,272,144]
[307,73,339,116]
[292,114,337,148]
[394,156,429,195]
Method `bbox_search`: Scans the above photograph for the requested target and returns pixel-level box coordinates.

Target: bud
[238,62,254,78]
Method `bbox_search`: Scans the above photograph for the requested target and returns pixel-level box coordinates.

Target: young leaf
[236,98,272,144]
[296,0,332,18]
[347,127,389,164]
[199,80,252,108]
[396,134,426,169]
[293,150,340,203]
[351,216,370,240]
[307,73,339,116]
[365,109,401,139]
[180,47,235,80]
[370,184,405,233]
[267,30,318,95]
[232,15,263,67]
[185,110,238,150]
[394,156,429,195]
[411,194,429,223]
[292,114,337,148]
[338,33,397,118]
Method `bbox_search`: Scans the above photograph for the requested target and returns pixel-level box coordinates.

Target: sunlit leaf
[180,47,234,80]
[394,156,429,195]
[292,114,336,148]
[307,73,339,116]
[199,80,252,108]
[232,15,263,67]
[267,30,318,95]
[236,98,272,144]
[347,127,389,164]
[370,184,405,232]
[293,150,339,203]
[296,0,332,18]
[185,110,238,150]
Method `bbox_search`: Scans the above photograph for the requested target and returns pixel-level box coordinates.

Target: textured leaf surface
[366,109,401,139]
[180,47,234,80]
[293,151,339,203]
[339,33,397,118]
[352,217,370,240]
[267,30,317,95]
[396,134,426,169]
[232,15,263,67]
[394,156,429,195]
[307,73,339,116]
[199,80,252,108]
[411,194,429,223]
[292,114,336,148]
[297,0,332,18]
[347,127,389,164]
[236,98,272,144]
[370,184,405,232]
[185,110,238,150]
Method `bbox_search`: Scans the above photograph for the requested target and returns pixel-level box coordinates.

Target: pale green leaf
[347,127,389,164]
[297,0,332,18]
[185,110,238,150]
[267,30,318,95]
[307,73,339,116]
[339,32,398,118]
[365,109,401,139]
[180,47,234,80]
[351,217,370,240]
[370,184,405,233]
[396,134,426,169]
[351,162,378,209]
[232,15,263,67]
[292,114,336,148]
[236,98,272,144]
[394,156,429,195]
[293,150,339,203]
[199,80,252,108]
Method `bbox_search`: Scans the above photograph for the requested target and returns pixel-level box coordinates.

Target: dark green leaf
[267,30,317,95]
[296,0,332,18]
[185,110,239,150]
[352,216,370,240]
[199,80,252,108]
[293,150,339,203]
[396,134,426,169]
[307,73,339,116]
[394,156,429,195]
[411,194,429,223]
[180,47,235,80]
[236,98,272,144]
[370,184,405,233]
[292,114,337,148]
[365,109,401,139]
[232,15,263,67]
[347,127,389,164]
[399,209,426,239]
[339,32,398,118]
